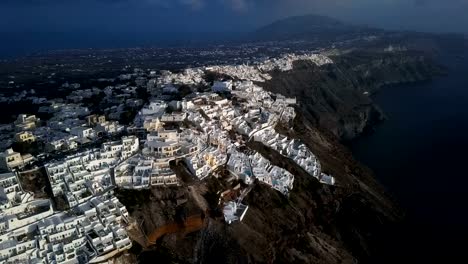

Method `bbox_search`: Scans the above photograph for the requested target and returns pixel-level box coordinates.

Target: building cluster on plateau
[129,52,335,223]
[0,169,132,263]
[0,52,335,263]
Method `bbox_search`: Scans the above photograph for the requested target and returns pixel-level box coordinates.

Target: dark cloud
[0,0,466,57]
[0,0,467,35]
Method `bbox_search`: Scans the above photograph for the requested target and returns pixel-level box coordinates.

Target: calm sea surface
[349,50,468,263]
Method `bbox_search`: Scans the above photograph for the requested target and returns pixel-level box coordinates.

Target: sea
[349,48,468,263]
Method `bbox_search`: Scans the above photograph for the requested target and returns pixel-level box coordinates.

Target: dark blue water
[350,51,468,263]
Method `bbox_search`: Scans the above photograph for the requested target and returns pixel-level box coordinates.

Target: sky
[0,0,467,56]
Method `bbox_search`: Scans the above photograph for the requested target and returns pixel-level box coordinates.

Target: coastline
[346,48,468,262]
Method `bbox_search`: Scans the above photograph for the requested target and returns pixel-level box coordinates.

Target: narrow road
[146,214,205,247]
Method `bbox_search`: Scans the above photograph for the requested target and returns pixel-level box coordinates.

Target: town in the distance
[0,51,336,263]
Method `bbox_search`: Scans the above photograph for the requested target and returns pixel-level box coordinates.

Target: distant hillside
[252,14,378,41]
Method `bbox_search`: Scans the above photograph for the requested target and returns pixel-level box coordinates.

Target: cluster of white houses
[114,74,320,194]
[0,137,139,263]
[141,53,335,223]
[205,53,333,83]
[253,127,335,186]
[45,136,139,207]
[0,100,130,157]
[125,54,335,223]
[0,171,131,263]
[0,52,337,262]
[118,52,335,220]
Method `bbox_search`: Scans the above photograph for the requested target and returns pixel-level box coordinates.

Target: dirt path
[146,214,205,247]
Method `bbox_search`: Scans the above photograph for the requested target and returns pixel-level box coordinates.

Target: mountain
[252,14,379,41]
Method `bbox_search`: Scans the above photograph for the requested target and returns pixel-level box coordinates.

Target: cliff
[260,51,441,140]
[116,118,403,264]
[114,50,440,264]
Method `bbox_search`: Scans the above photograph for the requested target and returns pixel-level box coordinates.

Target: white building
[14,114,40,131]
[0,172,21,207]
[212,80,233,92]
[140,101,167,116]
[70,127,95,139]
[0,149,24,171]
[160,112,186,123]
[14,131,36,143]
[223,201,249,224]
[95,121,125,135]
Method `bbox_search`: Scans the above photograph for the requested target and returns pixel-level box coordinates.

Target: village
[0,52,335,263]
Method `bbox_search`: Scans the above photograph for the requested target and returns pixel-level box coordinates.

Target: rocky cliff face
[261,51,441,140]
[115,50,440,264]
